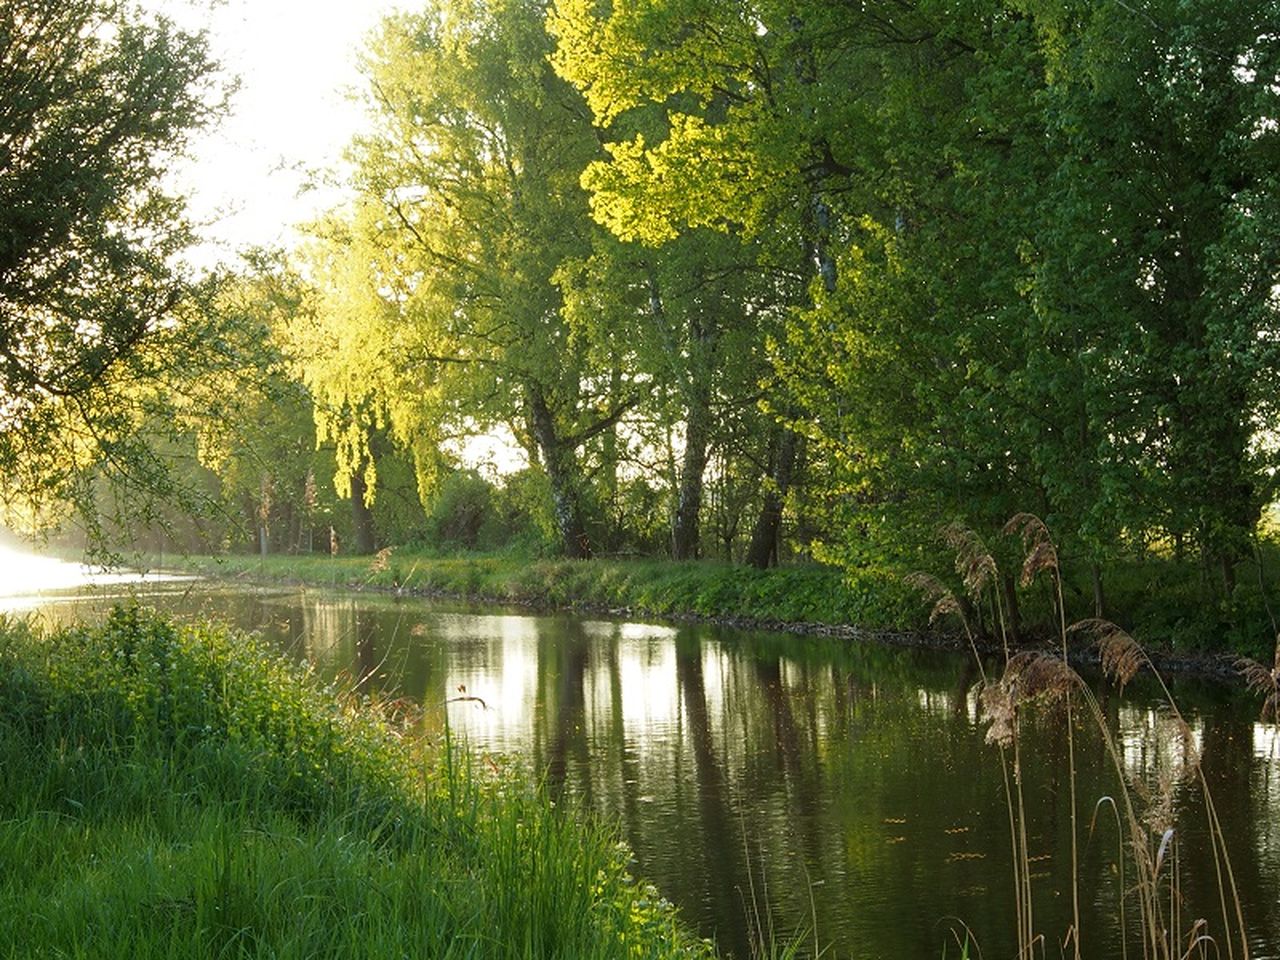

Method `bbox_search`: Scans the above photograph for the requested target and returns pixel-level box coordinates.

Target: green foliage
[0,609,716,959]
[550,0,1280,643]
[0,0,224,534]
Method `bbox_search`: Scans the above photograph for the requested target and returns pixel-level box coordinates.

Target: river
[6,562,1280,959]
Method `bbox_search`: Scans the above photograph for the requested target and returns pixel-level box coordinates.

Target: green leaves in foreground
[0,609,712,960]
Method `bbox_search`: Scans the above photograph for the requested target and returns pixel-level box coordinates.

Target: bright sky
[143,0,405,264]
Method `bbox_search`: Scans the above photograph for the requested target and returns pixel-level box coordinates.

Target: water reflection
[9,582,1280,960]
[0,545,191,609]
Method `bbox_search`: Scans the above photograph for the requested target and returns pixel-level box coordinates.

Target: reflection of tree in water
[604,632,645,864]
[675,630,752,960]
[748,652,840,939]
[539,620,594,804]
[1179,703,1273,952]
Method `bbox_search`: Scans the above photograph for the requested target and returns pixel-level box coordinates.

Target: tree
[557,223,785,559]
[0,0,222,527]
[295,0,639,559]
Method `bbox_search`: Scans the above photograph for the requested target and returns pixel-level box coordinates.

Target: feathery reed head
[980,679,1016,747]
[1005,650,1079,703]
[369,546,394,574]
[1003,513,1059,587]
[941,521,998,598]
[1139,711,1201,836]
[905,572,964,627]
[1069,618,1144,689]
[1236,651,1280,724]
[979,651,1078,747]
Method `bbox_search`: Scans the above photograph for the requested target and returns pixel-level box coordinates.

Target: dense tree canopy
[0,0,222,528]
[551,0,1280,610]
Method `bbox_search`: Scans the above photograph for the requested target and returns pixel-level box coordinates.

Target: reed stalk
[917,516,1252,960]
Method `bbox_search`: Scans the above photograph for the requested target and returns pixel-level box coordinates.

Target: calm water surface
[10,571,1280,959]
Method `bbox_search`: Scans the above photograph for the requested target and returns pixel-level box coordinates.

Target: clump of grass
[0,607,714,960]
[914,516,1253,960]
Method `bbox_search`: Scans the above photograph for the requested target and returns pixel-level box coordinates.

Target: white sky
[142,0,405,265]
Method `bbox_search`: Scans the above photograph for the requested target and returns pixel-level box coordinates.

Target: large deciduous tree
[297,0,639,558]
[0,0,221,524]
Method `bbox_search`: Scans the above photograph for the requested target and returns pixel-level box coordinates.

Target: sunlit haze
[0,544,191,609]
[143,0,405,264]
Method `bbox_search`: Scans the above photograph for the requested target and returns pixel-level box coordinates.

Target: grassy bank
[0,607,715,959]
[172,552,921,634]
[170,552,921,636]
[167,546,1280,659]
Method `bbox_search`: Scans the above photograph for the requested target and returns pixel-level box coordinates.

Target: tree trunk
[746,426,802,570]
[672,382,712,561]
[350,467,376,555]
[601,367,620,540]
[239,491,258,551]
[527,384,591,559]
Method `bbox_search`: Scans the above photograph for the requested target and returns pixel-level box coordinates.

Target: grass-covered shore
[168,552,921,638]
[165,547,1280,660]
[0,607,717,959]
[167,552,921,642]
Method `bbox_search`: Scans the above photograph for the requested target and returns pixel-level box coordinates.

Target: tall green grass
[0,607,714,959]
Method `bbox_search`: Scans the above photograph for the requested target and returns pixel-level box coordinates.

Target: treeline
[238,3,1278,591]
[16,0,1280,643]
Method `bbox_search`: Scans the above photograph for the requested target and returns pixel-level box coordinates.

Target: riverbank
[171,551,924,640]
[165,549,1279,672]
[0,608,716,959]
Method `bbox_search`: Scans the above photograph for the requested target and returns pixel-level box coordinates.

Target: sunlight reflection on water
[0,544,193,608]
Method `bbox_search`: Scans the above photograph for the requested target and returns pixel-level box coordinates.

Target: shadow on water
[13,581,1280,960]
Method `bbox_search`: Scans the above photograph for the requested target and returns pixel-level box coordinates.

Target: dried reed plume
[369,545,394,574]
[979,652,1078,748]
[1003,513,1059,587]
[904,572,965,628]
[1131,712,1201,838]
[1069,618,1145,690]
[941,521,998,598]
[1236,637,1280,723]
[1005,650,1079,704]
[979,680,1016,748]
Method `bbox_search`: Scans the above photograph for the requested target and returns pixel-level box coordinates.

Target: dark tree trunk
[1090,561,1106,619]
[746,426,802,570]
[672,383,712,560]
[527,384,591,559]
[350,467,376,555]
[239,491,257,549]
[601,362,622,538]
[280,501,296,554]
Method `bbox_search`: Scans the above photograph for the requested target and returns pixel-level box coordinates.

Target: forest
[4,0,1280,650]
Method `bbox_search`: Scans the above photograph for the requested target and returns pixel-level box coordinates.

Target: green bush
[426,469,498,549]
